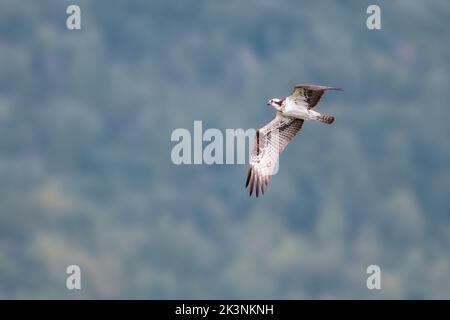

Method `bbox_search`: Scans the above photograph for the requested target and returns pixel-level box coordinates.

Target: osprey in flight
[246,84,342,197]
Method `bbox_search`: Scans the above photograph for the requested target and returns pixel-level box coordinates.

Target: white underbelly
[282,108,320,120]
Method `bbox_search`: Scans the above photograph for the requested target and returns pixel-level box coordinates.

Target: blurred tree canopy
[0,0,449,298]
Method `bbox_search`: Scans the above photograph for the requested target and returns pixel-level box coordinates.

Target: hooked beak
[266,101,271,106]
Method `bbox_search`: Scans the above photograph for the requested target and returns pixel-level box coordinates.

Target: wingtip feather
[249,170,255,196]
[256,177,260,198]
[245,167,252,187]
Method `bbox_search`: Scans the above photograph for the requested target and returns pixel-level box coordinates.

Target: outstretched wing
[246,115,304,197]
[290,84,342,109]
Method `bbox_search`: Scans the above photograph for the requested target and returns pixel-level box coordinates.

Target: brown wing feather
[246,116,304,197]
[291,84,342,109]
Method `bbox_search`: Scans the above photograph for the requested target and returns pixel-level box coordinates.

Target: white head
[267,98,283,111]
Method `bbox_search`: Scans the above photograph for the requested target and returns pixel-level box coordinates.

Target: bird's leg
[307,109,322,121]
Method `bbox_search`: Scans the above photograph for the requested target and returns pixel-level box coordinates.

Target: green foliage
[0,0,450,298]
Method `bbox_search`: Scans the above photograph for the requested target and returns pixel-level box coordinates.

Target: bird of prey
[245,84,342,197]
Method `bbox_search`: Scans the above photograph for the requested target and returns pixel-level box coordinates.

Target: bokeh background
[1,0,450,299]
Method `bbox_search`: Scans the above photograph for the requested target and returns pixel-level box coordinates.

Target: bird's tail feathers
[317,114,335,124]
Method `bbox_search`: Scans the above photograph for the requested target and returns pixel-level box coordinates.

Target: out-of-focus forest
[0,0,449,298]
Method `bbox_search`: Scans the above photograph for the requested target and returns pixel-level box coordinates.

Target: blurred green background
[0,0,449,298]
